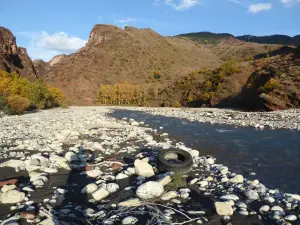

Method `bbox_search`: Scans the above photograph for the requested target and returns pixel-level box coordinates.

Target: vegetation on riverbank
[0,70,66,115]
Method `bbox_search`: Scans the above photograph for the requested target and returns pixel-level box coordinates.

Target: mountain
[0,26,40,80]
[43,24,223,105]
[178,32,300,46]
[237,34,300,46]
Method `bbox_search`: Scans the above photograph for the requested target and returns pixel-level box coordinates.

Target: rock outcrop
[0,26,39,79]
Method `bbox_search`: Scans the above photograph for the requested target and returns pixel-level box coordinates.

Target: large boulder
[136,181,164,200]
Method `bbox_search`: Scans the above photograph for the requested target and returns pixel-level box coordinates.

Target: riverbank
[0,107,299,224]
[107,107,300,131]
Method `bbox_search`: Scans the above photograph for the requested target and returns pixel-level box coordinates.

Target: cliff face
[0,26,39,80]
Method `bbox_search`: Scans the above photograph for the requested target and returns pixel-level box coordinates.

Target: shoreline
[106,106,300,131]
[0,107,299,224]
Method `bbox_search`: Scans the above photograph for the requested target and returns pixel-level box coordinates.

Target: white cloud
[115,17,137,24]
[164,0,199,10]
[18,31,87,61]
[248,3,272,13]
[280,0,300,5]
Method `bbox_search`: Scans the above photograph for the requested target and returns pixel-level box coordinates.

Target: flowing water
[111,109,300,194]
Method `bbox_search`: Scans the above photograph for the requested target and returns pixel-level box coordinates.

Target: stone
[271,206,283,211]
[118,198,141,207]
[0,190,25,204]
[81,183,98,194]
[215,202,233,216]
[0,160,24,168]
[157,176,172,186]
[205,158,214,164]
[161,191,177,201]
[0,179,18,187]
[229,175,244,183]
[220,167,228,175]
[263,196,275,203]
[116,173,129,180]
[220,194,239,201]
[1,184,16,192]
[134,159,154,177]
[92,187,109,201]
[106,183,119,193]
[259,205,270,213]
[85,169,102,178]
[93,142,103,151]
[245,190,259,200]
[122,216,138,225]
[284,215,297,221]
[136,181,164,200]
[29,158,40,166]
[65,151,78,162]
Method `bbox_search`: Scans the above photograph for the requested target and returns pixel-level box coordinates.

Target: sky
[0,0,299,61]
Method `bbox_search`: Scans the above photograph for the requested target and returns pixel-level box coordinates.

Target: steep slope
[44,24,223,105]
[237,34,300,46]
[0,26,39,80]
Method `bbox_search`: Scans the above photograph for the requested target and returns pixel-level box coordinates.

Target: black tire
[157,149,193,174]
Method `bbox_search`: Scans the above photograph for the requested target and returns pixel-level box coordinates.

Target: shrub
[166,174,187,191]
[260,78,280,93]
[0,96,7,110]
[172,101,181,108]
[7,95,31,115]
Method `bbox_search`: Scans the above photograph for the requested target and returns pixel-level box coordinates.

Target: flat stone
[0,190,25,204]
[215,202,233,216]
[81,183,98,194]
[118,198,141,207]
[92,187,109,201]
[106,183,119,193]
[1,185,17,192]
[122,216,138,225]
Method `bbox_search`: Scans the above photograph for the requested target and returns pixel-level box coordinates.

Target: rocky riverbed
[0,107,299,225]
[108,107,300,131]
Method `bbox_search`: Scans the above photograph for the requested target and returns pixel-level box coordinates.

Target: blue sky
[0,0,299,61]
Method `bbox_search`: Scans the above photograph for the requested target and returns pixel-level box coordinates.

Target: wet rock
[136,181,164,200]
[229,175,244,183]
[215,202,233,216]
[134,159,154,177]
[0,190,25,204]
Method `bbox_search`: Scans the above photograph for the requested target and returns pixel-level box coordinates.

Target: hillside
[0,26,40,80]
[43,24,223,105]
[178,31,300,46]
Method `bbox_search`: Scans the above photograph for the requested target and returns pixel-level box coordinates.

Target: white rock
[259,205,270,213]
[245,190,259,200]
[136,181,164,200]
[220,194,239,201]
[130,121,139,126]
[229,175,244,183]
[205,158,214,164]
[92,187,109,201]
[215,202,233,216]
[190,150,199,158]
[122,216,138,225]
[106,183,119,193]
[284,215,297,221]
[93,142,103,151]
[263,196,275,203]
[197,180,208,187]
[65,152,78,162]
[0,190,25,204]
[134,159,154,177]
[220,167,228,175]
[85,169,102,178]
[1,185,16,192]
[271,206,283,212]
[116,173,129,180]
[157,176,172,186]
[161,191,177,201]
[0,159,24,168]
[189,178,198,185]
[118,198,141,207]
[81,183,98,194]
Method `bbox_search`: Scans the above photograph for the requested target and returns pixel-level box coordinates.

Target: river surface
[111,109,300,194]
